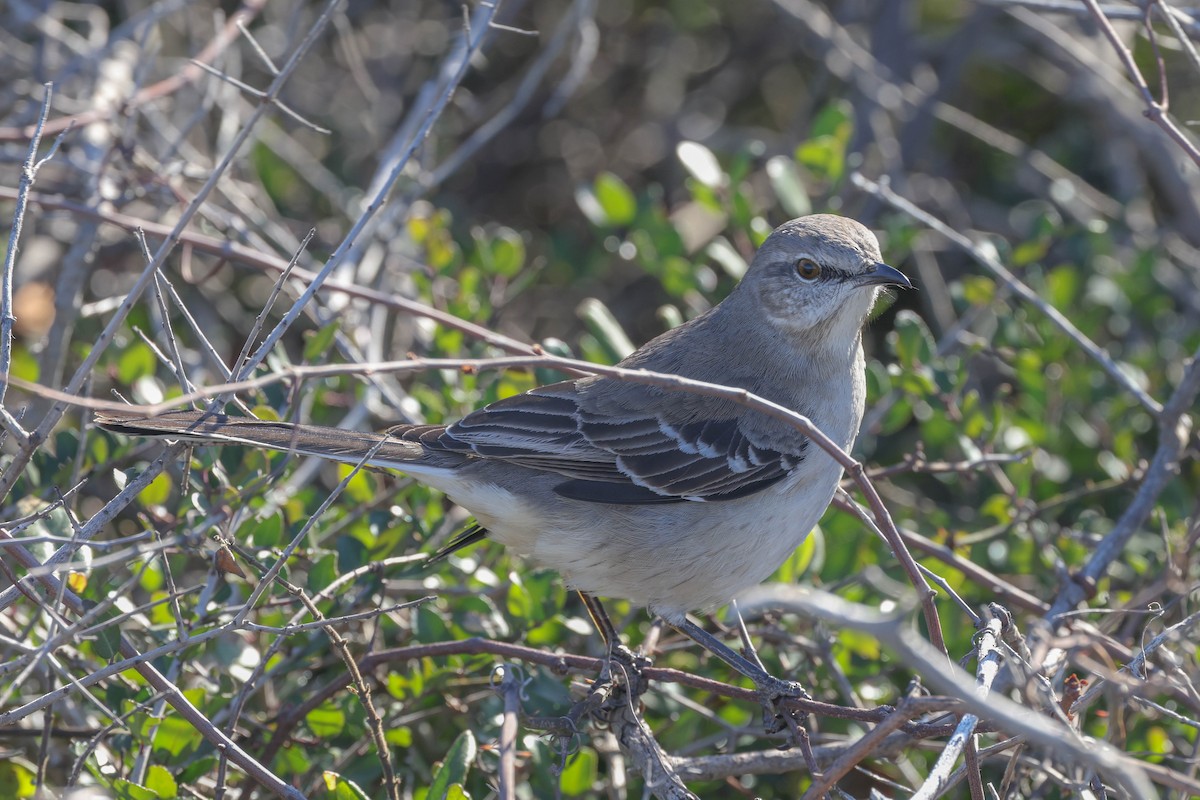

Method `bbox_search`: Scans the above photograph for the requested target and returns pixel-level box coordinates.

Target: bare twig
[1080,0,1200,168]
[910,616,1003,800]
[1,83,58,444]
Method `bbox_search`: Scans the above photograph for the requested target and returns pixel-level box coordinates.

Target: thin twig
[0,83,58,444]
[910,616,1003,800]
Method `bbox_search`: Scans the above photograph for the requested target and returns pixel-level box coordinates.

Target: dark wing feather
[394,381,807,504]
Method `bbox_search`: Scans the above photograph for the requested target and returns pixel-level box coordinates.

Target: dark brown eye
[795,258,821,281]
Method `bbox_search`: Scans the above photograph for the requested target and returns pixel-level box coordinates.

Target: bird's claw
[754,676,810,745]
[601,643,651,694]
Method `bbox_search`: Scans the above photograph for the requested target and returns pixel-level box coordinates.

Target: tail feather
[95,410,463,472]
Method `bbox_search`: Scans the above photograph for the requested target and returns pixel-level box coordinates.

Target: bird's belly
[450,467,841,623]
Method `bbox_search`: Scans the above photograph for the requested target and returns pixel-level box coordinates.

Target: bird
[98,213,910,703]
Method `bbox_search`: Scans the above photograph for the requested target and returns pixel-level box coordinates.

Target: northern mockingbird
[99,213,910,707]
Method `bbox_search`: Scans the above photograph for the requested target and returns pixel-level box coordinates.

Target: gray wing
[395,381,807,504]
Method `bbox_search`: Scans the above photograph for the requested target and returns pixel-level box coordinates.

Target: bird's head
[735,214,912,346]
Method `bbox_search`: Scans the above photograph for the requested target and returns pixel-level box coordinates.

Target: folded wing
[396,381,807,504]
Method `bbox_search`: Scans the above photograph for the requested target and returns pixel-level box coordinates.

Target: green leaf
[111,779,158,800]
[879,395,914,435]
[307,554,337,594]
[811,99,853,141]
[386,725,413,747]
[251,141,301,210]
[583,172,636,226]
[890,310,936,368]
[506,573,534,619]
[323,771,372,800]
[144,764,177,799]
[151,697,206,756]
[305,702,346,737]
[488,227,526,277]
[336,534,366,574]
[9,343,38,383]
[427,730,476,800]
[795,135,846,182]
[559,748,598,795]
[336,462,376,504]
[706,238,747,280]
[303,324,339,363]
[577,298,634,361]
[175,757,216,785]
[961,275,995,306]
[772,525,822,582]
[241,511,284,549]
[92,607,124,661]
[0,756,37,798]
[838,628,880,660]
[117,342,158,384]
[138,472,172,508]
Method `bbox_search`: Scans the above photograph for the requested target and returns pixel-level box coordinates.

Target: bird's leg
[669,616,809,743]
[730,599,770,676]
[578,592,649,695]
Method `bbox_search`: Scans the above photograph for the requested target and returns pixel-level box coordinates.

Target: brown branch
[1080,0,1200,169]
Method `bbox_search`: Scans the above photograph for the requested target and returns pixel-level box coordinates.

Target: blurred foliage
[2,0,1200,799]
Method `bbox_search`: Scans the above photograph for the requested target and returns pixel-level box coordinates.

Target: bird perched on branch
[99,213,910,708]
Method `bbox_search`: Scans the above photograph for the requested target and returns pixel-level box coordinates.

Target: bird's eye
[795,258,821,281]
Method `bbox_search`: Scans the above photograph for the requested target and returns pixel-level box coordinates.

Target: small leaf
[489,227,526,277]
[110,779,158,800]
[66,571,88,593]
[144,765,177,799]
[117,342,158,384]
[890,310,936,368]
[336,462,376,504]
[586,172,636,226]
[559,748,598,795]
[811,99,853,142]
[138,472,172,508]
[305,703,346,738]
[961,275,995,306]
[428,731,476,800]
[9,343,38,382]
[176,757,216,785]
[795,136,845,182]
[307,554,338,594]
[152,697,206,756]
[241,511,284,549]
[323,772,372,800]
[0,754,37,798]
[303,324,339,362]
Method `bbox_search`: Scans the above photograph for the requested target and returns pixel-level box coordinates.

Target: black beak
[858,262,913,290]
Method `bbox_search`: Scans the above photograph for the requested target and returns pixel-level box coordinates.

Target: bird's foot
[752,674,811,747]
[599,642,651,697]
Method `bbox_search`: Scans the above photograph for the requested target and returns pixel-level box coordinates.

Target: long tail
[95,410,460,472]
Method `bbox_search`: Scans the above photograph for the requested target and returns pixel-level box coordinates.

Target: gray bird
[99,213,910,702]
